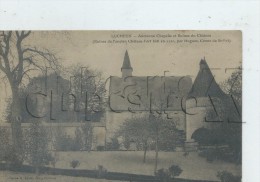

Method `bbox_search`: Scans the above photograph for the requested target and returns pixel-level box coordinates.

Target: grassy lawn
[49,151,241,181]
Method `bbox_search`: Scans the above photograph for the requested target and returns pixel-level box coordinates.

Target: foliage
[3,98,13,123]
[106,137,120,151]
[194,125,241,163]
[116,114,154,162]
[3,74,70,123]
[191,128,212,146]
[96,146,105,151]
[199,147,241,164]
[53,127,83,151]
[4,66,106,123]
[155,164,182,182]
[156,168,171,182]
[26,74,70,122]
[201,67,242,164]
[23,122,54,173]
[168,165,183,178]
[0,127,10,161]
[70,160,80,169]
[117,115,154,149]
[221,66,242,107]
[157,118,181,151]
[198,148,217,162]
[0,127,21,166]
[117,113,180,165]
[64,64,106,122]
[217,171,241,182]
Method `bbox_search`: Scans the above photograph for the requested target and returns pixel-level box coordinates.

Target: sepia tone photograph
[0,30,242,182]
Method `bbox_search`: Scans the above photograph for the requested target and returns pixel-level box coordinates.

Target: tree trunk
[154,134,159,174]
[10,85,23,165]
[143,143,147,163]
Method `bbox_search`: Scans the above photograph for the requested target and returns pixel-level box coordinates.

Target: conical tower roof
[188,58,226,98]
[121,50,132,70]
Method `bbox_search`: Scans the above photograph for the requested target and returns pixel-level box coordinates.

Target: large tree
[0,31,59,163]
[221,66,242,107]
[117,115,154,163]
[117,113,180,173]
[66,64,106,122]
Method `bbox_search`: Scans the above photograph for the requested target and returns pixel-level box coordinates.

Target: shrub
[96,165,107,178]
[23,122,54,174]
[54,128,83,151]
[2,145,22,168]
[198,148,217,162]
[106,138,119,151]
[199,147,241,164]
[155,165,182,182]
[168,165,182,178]
[217,171,241,182]
[155,168,170,182]
[70,160,80,169]
[0,128,11,162]
[123,138,130,150]
[97,146,104,151]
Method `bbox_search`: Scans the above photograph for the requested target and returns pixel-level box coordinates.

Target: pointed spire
[121,50,132,70]
[200,56,206,65]
[121,50,133,77]
[199,57,208,70]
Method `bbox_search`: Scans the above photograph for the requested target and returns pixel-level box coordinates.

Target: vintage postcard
[0,30,242,182]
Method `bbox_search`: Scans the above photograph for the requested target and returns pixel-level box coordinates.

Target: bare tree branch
[23,57,46,73]
[18,68,38,84]
[0,58,7,74]
[15,31,31,42]
[0,31,12,73]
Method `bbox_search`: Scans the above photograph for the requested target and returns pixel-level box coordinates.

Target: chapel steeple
[121,50,133,77]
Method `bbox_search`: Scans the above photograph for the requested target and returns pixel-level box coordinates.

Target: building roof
[188,59,241,122]
[188,58,226,98]
[109,75,192,112]
[121,50,132,70]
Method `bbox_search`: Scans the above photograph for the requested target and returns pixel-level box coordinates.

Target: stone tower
[121,50,133,78]
[185,58,227,151]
